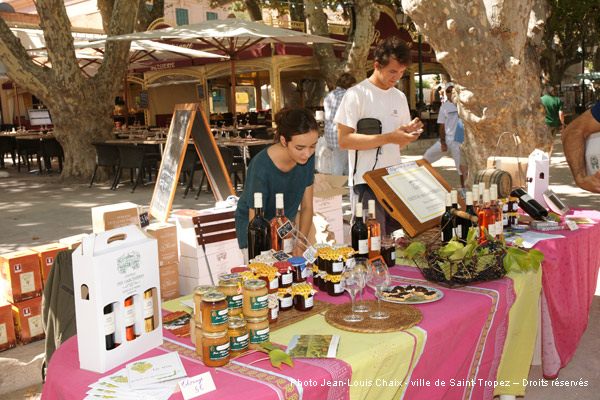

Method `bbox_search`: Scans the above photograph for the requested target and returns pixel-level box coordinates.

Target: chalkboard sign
[149,103,234,222]
[139,90,148,109]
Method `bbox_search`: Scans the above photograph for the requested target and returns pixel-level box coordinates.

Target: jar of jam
[268,293,279,324]
[289,256,307,283]
[253,265,279,292]
[274,261,293,288]
[293,283,315,311]
[218,274,243,316]
[326,273,343,296]
[227,317,248,357]
[202,329,229,367]
[381,236,395,268]
[317,271,328,291]
[246,316,269,350]
[193,285,217,324]
[194,325,203,356]
[242,279,269,317]
[327,259,344,275]
[201,292,228,332]
[278,287,293,311]
[312,264,321,287]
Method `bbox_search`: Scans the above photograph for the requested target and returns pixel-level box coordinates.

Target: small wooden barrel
[475,169,512,198]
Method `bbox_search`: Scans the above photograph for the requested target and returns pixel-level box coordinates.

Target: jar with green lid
[218,275,243,316]
[228,317,249,357]
[193,285,217,324]
[201,291,228,332]
[242,279,268,317]
[246,315,269,350]
[202,329,229,367]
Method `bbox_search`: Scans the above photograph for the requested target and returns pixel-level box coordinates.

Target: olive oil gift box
[0,250,43,303]
[72,225,162,373]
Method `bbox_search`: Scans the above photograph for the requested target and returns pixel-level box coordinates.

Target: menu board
[150,104,234,222]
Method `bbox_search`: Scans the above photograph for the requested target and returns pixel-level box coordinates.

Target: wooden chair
[0,136,16,169]
[40,138,64,174]
[16,138,42,173]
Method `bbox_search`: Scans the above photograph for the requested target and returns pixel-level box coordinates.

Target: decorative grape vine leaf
[256,342,293,370]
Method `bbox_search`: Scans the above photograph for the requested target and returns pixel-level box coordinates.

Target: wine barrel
[475,169,512,198]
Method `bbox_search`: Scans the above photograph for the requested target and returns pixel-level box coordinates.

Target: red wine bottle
[247,192,271,259]
[351,202,369,258]
[460,191,478,241]
[103,303,116,350]
[441,192,455,243]
[510,188,548,220]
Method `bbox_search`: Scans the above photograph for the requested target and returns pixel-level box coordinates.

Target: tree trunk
[244,0,263,21]
[403,0,550,186]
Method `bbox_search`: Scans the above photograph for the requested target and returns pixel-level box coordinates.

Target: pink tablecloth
[534,208,600,379]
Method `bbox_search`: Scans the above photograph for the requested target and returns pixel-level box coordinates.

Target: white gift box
[526,149,549,206]
[72,225,162,373]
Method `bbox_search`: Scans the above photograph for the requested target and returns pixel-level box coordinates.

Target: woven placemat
[271,300,333,332]
[325,300,422,333]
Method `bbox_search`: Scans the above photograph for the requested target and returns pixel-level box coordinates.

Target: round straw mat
[325,300,422,333]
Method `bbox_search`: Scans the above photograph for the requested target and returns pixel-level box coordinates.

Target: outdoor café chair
[89,142,120,188]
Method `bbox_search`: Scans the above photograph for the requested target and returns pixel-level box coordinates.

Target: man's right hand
[575,171,600,193]
[441,141,448,152]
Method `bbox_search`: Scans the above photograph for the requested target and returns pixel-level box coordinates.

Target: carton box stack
[30,243,68,286]
[173,209,244,295]
[59,233,89,250]
[0,250,45,346]
[145,222,179,302]
[91,202,140,233]
[0,302,17,352]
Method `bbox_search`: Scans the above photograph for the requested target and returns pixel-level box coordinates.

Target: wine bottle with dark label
[510,188,548,220]
[441,192,454,243]
[103,303,116,350]
[351,202,369,258]
[247,192,271,259]
[366,200,381,259]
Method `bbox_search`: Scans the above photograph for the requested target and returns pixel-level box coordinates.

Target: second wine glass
[351,257,370,313]
[366,259,391,319]
[340,262,365,322]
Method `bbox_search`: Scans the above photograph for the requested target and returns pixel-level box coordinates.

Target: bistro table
[216,138,272,169]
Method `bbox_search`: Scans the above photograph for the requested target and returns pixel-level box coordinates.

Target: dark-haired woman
[234,108,318,258]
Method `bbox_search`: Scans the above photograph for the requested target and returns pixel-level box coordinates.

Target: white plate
[377,285,444,304]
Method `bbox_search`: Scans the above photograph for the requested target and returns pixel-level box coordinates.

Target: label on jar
[19,272,35,293]
[334,283,343,294]
[279,295,293,308]
[358,239,368,254]
[304,296,314,308]
[124,304,135,326]
[268,278,279,290]
[250,295,268,311]
[211,308,229,325]
[143,297,154,319]
[301,267,308,279]
[104,311,115,335]
[230,334,249,351]
[270,306,279,320]
[209,342,230,360]
[227,295,243,309]
[281,273,293,285]
[250,327,270,343]
[283,238,294,254]
[28,314,43,337]
[331,261,343,273]
[503,214,509,226]
[370,236,381,251]
[0,323,7,345]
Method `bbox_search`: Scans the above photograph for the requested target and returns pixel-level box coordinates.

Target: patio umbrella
[106,19,346,126]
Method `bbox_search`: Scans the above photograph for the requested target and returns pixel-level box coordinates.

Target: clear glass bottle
[143,289,154,333]
[489,184,503,239]
[472,185,480,214]
[351,202,369,258]
[247,192,271,260]
[478,189,496,242]
[124,296,136,341]
[270,193,294,254]
[366,200,381,259]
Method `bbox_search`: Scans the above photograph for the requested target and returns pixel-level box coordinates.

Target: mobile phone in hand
[409,129,424,135]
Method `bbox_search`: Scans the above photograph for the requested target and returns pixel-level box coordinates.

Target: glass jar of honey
[242,279,268,317]
[194,325,203,356]
[246,316,269,350]
[201,330,229,367]
[218,274,243,316]
[278,287,293,311]
[201,292,228,332]
[228,317,249,358]
[193,285,217,324]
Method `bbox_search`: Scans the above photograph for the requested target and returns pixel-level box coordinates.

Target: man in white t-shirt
[335,36,423,234]
[423,83,464,187]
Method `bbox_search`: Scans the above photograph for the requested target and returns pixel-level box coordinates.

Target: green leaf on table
[449,243,473,261]
[260,342,277,351]
[269,348,293,369]
[514,237,524,247]
[438,239,464,257]
[437,259,453,281]
[404,242,426,259]
[466,227,478,244]
[476,254,495,272]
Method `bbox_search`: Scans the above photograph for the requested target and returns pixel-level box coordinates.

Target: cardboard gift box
[30,243,68,285]
[145,222,179,267]
[0,250,43,303]
[91,202,140,233]
[0,302,17,351]
[12,296,44,345]
[59,233,89,250]
[72,225,162,373]
[159,263,179,302]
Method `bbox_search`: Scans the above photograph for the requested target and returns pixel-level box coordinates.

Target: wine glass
[339,262,364,322]
[366,259,391,319]
[351,257,371,313]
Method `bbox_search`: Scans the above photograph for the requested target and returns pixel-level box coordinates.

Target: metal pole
[582,38,586,109]
[418,35,423,112]
[14,82,21,129]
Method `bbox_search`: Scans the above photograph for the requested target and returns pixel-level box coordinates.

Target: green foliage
[256,342,294,369]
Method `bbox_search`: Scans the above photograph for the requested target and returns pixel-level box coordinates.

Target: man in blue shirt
[324,73,356,175]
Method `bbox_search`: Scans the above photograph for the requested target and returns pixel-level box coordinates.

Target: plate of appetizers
[377,284,444,304]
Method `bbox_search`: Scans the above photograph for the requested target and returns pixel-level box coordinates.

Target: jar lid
[219,274,242,287]
[202,329,228,338]
[243,279,267,289]
[287,257,306,266]
[245,315,268,323]
[228,317,247,329]
[194,285,217,295]
[201,291,227,302]
[273,261,292,273]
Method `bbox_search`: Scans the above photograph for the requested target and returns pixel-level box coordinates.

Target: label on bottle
[279,296,293,308]
[283,238,294,254]
[209,342,230,360]
[304,296,314,308]
[251,295,269,311]
[281,273,293,285]
[358,239,368,254]
[230,334,249,351]
[143,297,154,319]
[28,314,43,337]
[270,306,278,320]
[370,236,381,251]
[495,221,503,236]
[124,304,135,326]
[391,251,396,261]
[19,272,35,293]
[210,308,229,325]
[0,323,7,345]
[104,311,116,335]
[334,283,343,294]
[487,223,496,238]
[332,261,344,273]
[453,226,462,238]
[227,295,243,309]
[250,327,270,343]
[268,278,279,290]
[521,194,533,202]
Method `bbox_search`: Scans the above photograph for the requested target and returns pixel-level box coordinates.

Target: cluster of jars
[502,197,519,229]
[311,245,356,297]
[276,259,316,312]
[191,274,272,367]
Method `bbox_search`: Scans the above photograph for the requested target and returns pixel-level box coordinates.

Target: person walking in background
[541,86,565,154]
[423,83,465,188]
[324,73,357,176]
